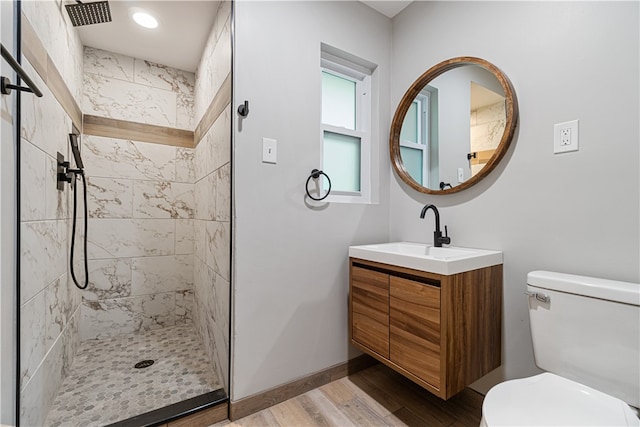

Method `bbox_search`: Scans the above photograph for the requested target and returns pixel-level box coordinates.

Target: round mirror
[390,57,518,194]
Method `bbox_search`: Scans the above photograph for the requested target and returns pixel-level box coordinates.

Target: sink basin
[348,242,503,275]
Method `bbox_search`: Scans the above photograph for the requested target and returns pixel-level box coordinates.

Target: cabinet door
[390,276,441,389]
[351,266,389,358]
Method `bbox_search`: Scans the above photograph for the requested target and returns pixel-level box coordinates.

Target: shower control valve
[56,152,82,191]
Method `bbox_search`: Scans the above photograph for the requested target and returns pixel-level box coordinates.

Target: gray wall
[233,1,391,400]
[390,1,639,392]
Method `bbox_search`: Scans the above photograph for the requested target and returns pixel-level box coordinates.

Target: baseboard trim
[229,354,377,421]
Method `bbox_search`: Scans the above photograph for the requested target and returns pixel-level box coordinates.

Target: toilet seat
[481,373,640,426]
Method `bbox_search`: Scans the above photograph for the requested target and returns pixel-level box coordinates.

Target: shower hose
[70,171,89,289]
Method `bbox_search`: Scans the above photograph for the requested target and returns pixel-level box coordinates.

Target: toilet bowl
[480,271,640,426]
[481,373,639,426]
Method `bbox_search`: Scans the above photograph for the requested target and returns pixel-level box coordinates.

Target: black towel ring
[305,169,331,201]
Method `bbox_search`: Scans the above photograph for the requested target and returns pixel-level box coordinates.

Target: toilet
[481,271,640,426]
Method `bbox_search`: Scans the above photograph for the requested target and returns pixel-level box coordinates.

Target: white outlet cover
[554,120,579,154]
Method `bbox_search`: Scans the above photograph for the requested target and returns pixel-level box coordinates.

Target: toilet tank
[527,270,640,408]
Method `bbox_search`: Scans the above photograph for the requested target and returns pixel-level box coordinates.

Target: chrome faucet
[420,204,451,247]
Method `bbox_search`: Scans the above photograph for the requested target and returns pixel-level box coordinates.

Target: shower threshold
[44,325,223,426]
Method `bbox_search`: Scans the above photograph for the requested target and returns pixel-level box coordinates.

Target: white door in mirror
[554,120,579,153]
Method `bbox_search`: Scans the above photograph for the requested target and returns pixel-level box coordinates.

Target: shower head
[65,1,112,27]
[69,133,84,170]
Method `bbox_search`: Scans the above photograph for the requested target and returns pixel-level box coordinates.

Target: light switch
[262,138,277,164]
[457,168,464,183]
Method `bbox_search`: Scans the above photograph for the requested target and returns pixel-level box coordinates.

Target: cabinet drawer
[390,276,441,388]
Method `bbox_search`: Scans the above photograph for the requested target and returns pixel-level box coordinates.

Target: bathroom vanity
[348,242,503,400]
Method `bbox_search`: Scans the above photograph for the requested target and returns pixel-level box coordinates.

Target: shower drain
[134,359,155,369]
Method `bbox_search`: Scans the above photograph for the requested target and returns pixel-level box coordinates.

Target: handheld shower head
[69,133,84,170]
[65,1,112,27]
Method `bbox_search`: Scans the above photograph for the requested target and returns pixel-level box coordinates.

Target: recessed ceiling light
[132,12,158,29]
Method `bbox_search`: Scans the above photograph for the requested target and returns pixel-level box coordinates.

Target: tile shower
[18,1,231,425]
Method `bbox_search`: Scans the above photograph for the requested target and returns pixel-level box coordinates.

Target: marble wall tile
[87,218,175,259]
[80,293,177,340]
[22,1,84,102]
[212,274,230,391]
[84,258,132,301]
[211,106,232,172]
[176,290,194,326]
[176,148,195,184]
[471,119,506,151]
[194,219,207,263]
[195,16,231,123]
[210,20,232,98]
[195,172,216,221]
[193,257,229,392]
[20,291,47,389]
[87,177,134,218]
[19,358,45,427]
[46,154,70,221]
[205,221,231,281]
[471,101,507,152]
[83,135,176,181]
[83,72,177,128]
[131,255,194,295]
[62,308,81,377]
[194,127,212,182]
[21,220,67,305]
[133,181,194,219]
[213,1,232,46]
[134,292,176,332]
[20,60,72,159]
[215,164,231,222]
[177,93,195,130]
[475,100,506,125]
[80,299,136,340]
[133,58,195,94]
[84,47,134,82]
[20,139,47,222]
[44,273,76,351]
[176,219,195,255]
[194,105,230,182]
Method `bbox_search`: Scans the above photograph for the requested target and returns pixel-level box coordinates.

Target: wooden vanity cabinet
[348,258,502,400]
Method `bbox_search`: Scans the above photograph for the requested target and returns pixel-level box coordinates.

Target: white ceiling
[73,1,411,73]
[360,1,412,18]
[74,1,220,72]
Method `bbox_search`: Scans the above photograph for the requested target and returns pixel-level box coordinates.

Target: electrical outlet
[554,120,579,154]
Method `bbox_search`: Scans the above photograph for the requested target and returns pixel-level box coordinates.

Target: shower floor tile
[44,325,221,427]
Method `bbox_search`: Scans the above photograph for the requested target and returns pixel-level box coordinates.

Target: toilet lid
[483,373,640,426]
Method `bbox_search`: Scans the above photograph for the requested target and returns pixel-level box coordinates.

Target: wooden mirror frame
[390,56,519,194]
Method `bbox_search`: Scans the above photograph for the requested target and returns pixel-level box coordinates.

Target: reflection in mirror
[390,57,518,195]
[399,65,506,190]
[470,81,506,178]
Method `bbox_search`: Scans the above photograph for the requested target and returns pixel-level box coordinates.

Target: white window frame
[399,93,429,187]
[320,52,372,204]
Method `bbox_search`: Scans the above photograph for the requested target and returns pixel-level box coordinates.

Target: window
[320,44,375,203]
[400,94,429,187]
[399,86,438,188]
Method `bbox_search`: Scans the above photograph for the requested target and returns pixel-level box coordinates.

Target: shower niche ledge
[348,244,503,400]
